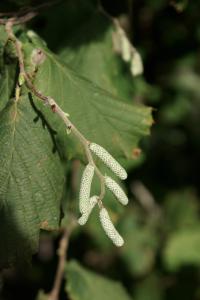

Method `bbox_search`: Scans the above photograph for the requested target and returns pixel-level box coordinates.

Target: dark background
[1,0,200,299]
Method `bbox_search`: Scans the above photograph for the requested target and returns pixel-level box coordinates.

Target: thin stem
[47,217,77,300]
[0,0,62,25]
[5,19,106,202]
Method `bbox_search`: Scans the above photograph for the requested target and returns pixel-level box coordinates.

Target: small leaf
[65,260,132,300]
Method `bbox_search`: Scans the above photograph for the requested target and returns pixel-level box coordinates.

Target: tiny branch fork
[5,19,106,202]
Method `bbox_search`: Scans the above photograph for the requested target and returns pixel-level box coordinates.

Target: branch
[0,0,62,25]
[131,181,161,219]
[47,217,77,300]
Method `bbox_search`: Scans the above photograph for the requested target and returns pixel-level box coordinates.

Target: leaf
[0,28,18,112]
[119,212,158,276]
[41,0,138,101]
[163,227,200,271]
[0,25,7,48]
[133,274,164,300]
[23,34,152,160]
[0,63,17,112]
[39,0,99,51]
[0,95,64,268]
[59,12,135,101]
[164,189,200,231]
[65,260,132,300]
[39,0,160,105]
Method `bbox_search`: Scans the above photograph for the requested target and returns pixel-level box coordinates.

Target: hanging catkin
[99,208,124,247]
[105,176,128,205]
[79,164,94,214]
[89,143,127,180]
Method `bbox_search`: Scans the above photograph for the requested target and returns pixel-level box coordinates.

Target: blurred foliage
[1,0,200,299]
[65,260,132,300]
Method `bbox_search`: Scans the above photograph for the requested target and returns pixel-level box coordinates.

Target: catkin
[105,176,128,205]
[89,143,127,180]
[78,196,98,225]
[130,51,143,76]
[79,164,94,214]
[99,208,124,247]
[121,32,131,62]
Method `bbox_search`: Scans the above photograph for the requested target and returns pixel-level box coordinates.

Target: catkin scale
[99,208,124,247]
[79,164,94,214]
[105,176,128,205]
[89,143,127,180]
[78,196,98,225]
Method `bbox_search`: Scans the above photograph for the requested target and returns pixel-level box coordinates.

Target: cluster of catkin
[78,143,128,247]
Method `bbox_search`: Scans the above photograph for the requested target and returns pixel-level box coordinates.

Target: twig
[131,180,161,218]
[47,217,77,300]
[0,0,62,25]
[5,19,106,203]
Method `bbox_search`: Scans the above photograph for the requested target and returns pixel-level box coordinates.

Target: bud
[105,176,128,205]
[18,73,25,86]
[89,143,127,180]
[99,208,124,247]
[31,48,46,66]
[79,164,94,214]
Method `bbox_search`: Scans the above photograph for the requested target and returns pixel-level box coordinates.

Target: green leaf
[133,274,164,300]
[164,189,200,231]
[39,0,99,51]
[119,212,158,276]
[0,25,7,50]
[23,35,152,160]
[59,12,135,101]
[65,260,132,300]
[0,63,17,112]
[0,28,18,112]
[41,0,137,101]
[0,95,64,268]
[163,227,200,271]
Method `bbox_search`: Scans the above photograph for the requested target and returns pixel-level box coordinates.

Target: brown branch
[47,218,77,300]
[0,12,37,24]
[0,0,62,25]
